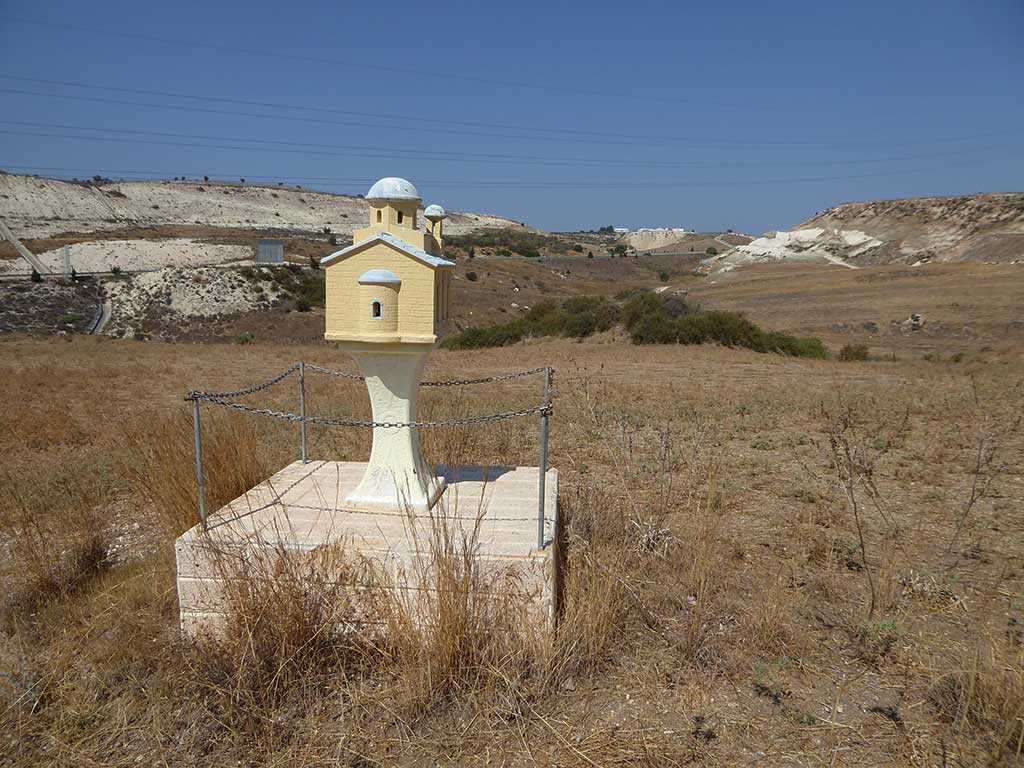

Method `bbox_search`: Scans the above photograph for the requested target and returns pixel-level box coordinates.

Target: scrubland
[1,333,1022,766]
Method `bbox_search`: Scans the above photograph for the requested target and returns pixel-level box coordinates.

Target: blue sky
[0,0,1021,233]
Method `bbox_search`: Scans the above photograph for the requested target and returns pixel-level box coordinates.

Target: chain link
[197,396,551,428]
[189,365,298,401]
[420,367,548,387]
[304,363,365,381]
[190,363,552,427]
[305,363,547,387]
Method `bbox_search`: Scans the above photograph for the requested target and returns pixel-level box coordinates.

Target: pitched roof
[321,232,455,269]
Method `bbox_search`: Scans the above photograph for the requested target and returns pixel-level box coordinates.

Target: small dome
[358,268,402,285]
[424,204,447,221]
[366,177,420,202]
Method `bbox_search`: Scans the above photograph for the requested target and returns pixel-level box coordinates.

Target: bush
[572,244,584,252]
[110,266,122,275]
[706,246,718,256]
[623,292,826,358]
[295,298,312,312]
[309,255,320,270]
[659,271,670,282]
[465,271,478,282]
[442,291,825,357]
[30,269,42,283]
[587,251,594,258]
[440,320,525,350]
[838,344,870,361]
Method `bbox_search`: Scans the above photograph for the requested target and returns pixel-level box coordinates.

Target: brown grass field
[2,261,1024,766]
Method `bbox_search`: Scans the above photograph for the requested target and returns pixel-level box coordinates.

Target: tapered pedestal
[343,343,445,511]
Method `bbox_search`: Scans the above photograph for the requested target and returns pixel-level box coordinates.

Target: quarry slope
[703,192,1024,272]
[0,173,520,239]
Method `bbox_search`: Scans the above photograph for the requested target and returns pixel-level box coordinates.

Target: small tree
[309,255,320,270]
[70,267,77,281]
[587,250,594,259]
[468,247,476,259]
[30,268,42,283]
[204,175,209,182]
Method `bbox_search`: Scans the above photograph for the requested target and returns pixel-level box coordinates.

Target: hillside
[703,192,1024,272]
[0,172,519,240]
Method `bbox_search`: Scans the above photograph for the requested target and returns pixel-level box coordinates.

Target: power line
[1,121,1010,170]
[0,14,780,111]
[8,86,1024,159]
[3,74,1013,150]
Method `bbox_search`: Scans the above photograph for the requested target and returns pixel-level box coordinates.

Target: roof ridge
[321,231,454,269]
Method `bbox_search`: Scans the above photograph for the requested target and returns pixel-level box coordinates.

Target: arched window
[371,301,382,319]
[376,210,382,223]
[397,211,404,224]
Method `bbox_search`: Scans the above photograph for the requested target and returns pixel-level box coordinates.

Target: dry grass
[1,331,1023,765]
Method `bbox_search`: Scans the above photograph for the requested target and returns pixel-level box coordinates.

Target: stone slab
[175,461,560,634]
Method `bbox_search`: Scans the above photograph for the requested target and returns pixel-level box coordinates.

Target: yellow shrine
[322,177,453,344]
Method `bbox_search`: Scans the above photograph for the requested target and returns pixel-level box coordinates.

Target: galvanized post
[299,361,308,464]
[191,397,208,528]
[537,367,552,549]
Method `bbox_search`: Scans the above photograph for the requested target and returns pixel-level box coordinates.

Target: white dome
[358,268,402,285]
[424,204,447,220]
[366,177,420,202]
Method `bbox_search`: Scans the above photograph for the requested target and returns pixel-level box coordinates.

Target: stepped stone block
[175,460,560,635]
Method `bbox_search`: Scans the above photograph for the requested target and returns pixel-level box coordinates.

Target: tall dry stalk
[819,397,908,620]
[946,376,1023,556]
[122,409,275,539]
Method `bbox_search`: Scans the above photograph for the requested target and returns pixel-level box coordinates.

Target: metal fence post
[191,397,208,529]
[537,367,552,549]
[299,361,308,464]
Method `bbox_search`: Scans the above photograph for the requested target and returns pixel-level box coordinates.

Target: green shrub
[30,269,42,283]
[659,271,670,282]
[448,228,568,257]
[572,244,584,252]
[706,246,718,256]
[440,320,525,350]
[838,343,870,361]
[465,271,478,282]
[442,291,825,358]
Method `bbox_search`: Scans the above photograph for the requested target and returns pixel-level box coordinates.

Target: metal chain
[197,396,551,428]
[189,365,298,401]
[420,367,548,387]
[305,363,547,387]
[304,363,365,381]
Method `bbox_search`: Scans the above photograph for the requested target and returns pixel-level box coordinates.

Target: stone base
[175,461,560,636]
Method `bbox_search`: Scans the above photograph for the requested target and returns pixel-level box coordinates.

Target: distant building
[613,227,630,234]
[256,239,284,264]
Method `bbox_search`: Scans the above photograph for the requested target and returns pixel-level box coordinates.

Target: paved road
[90,300,112,335]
